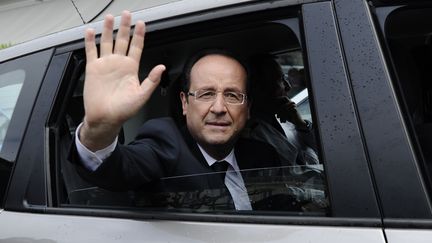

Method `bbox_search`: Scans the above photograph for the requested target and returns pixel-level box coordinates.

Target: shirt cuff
[75,122,118,171]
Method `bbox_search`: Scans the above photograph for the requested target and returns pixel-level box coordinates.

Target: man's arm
[80,11,165,151]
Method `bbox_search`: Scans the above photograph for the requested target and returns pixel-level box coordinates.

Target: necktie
[210,160,235,209]
[211,160,230,180]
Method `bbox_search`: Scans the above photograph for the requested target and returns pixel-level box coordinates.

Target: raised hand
[80,11,165,151]
[277,98,308,129]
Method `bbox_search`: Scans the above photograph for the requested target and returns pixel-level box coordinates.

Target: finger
[100,14,114,56]
[286,102,297,109]
[288,101,296,107]
[128,20,145,62]
[140,65,166,95]
[85,28,97,62]
[114,11,132,55]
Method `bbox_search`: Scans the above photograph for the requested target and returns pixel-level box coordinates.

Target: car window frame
[53,6,332,216]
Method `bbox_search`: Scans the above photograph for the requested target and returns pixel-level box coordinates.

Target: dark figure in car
[69,11,295,211]
[244,54,319,171]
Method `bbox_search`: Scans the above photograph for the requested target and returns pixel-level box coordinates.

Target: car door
[0,1,387,242]
[335,0,432,241]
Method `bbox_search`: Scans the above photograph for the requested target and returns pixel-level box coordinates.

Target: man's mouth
[205,121,231,127]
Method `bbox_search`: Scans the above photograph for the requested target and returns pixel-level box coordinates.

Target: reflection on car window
[154,165,327,213]
[297,97,311,121]
[65,166,328,214]
[0,69,25,151]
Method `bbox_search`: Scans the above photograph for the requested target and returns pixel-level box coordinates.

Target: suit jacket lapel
[180,126,208,167]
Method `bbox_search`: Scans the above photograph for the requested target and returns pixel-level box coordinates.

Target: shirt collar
[196,144,238,171]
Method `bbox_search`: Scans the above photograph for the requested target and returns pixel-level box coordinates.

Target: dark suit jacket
[69,117,287,210]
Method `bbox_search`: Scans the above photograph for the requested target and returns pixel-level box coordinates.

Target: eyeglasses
[187,89,247,105]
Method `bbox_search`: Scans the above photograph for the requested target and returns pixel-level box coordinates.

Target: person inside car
[69,11,283,211]
[244,54,319,170]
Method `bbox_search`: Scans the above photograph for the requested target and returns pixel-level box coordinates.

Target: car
[1,0,432,242]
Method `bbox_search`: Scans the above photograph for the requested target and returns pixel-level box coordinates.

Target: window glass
[0,70,25,151]
[379,7,432,192]
[57,18,328,216]
[0,49,52,207]
[277,51,312,121]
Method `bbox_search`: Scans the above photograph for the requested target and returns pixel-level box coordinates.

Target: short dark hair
[249,53,283,101]
[180,48,250,95]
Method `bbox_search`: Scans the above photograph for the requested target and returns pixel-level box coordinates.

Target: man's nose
[283,80,292,92]
[210,93,227,114]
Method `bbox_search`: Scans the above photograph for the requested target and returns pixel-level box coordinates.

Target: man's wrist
[80,119,120,151]
[75,122,118,171]
[296,119,312,132]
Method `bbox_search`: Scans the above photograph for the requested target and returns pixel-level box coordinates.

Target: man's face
[180,54,249,150]
[273,76,291,98]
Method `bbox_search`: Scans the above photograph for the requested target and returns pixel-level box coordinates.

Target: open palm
[81,11,165,150]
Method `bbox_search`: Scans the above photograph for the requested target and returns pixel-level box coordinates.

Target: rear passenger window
[0,70,25,151]
[0,49,52,206]
[0,69,23,207]
[53,13,329,216]
[377,7,432,195]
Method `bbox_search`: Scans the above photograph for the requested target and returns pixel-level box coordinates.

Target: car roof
[0,0,320,62]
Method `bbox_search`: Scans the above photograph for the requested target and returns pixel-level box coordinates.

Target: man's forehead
[189,75,247,91]
[193,54,244,70]
[190,54,246,86]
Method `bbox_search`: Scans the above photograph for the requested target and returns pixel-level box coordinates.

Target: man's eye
[198,91,216,99]
[224,92,241,100]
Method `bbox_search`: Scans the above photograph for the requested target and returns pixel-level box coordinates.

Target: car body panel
[1,0,432,242]
[0,211,386,243]
[0,0,320,63]
[0,0,254,45]
[386,229,432,243]
[0,0,84,45]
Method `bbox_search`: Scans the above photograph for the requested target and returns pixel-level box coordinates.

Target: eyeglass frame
[186,89,248,105]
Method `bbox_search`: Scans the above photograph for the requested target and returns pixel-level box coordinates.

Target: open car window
[53,12,329,216]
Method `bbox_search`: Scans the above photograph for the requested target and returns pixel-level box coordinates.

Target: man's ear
[180,92,188,115]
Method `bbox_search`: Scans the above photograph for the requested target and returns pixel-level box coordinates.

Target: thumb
[141,64,166,94]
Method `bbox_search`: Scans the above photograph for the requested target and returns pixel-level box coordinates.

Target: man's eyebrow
[194,86,244,92]
[197,86,216,91]
[224,87,244,93]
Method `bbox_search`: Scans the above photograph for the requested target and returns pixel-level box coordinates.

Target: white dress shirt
[196,145,252,210]
[75,123,252,210]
